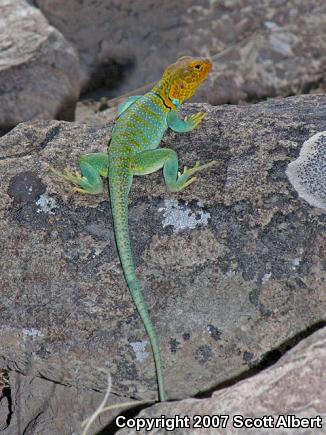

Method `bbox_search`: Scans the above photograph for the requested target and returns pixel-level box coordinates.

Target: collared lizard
[52,56,216,401]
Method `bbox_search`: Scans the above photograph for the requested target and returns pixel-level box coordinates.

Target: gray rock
[0,96,325,407]
[0,0,80,132]
[0,370,138,435]
[34,0,326,101]
[34,0,195,92]
[201,19,326,105]
[116,327,326,434]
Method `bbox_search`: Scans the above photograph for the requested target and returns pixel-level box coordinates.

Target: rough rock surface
[197,1,326,104]
[116,327,326,435]
[0,0,80,132]
[34,0,326,100]
[0,370,136,435]
[0,96,325,410]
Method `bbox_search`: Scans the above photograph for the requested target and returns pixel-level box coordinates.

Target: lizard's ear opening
[171,98,180,107]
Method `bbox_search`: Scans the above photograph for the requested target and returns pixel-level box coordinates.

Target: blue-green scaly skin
[110,92,169,157]
[52,57,215,402]
[108,92,170,401]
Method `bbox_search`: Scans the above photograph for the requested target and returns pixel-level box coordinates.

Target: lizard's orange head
[154,56,212,109]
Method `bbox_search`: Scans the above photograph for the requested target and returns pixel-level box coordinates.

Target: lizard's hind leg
[50,152,108,195]
[130,148,216,192]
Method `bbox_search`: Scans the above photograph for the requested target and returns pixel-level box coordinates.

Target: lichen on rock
[286,131,326,211]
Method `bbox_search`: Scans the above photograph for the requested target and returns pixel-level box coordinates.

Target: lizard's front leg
[50,152,108,194]
[167,109,207,133]
[130,148,216,192]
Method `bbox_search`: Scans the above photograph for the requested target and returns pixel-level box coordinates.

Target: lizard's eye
[194,64,202,69]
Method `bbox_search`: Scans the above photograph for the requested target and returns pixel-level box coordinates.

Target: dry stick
[106,81,156,108]
[97,399,152,418]
[81,370,153,435]
[81,371,112,435]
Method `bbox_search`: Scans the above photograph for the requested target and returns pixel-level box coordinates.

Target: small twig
[106,82,156,107]
[81,369,153,435]
[97,399,152,418]
[81,370,112,435]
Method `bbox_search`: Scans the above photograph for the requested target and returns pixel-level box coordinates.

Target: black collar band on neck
[151,91,172,110]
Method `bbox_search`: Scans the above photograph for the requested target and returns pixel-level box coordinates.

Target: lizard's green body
[53,56,215,401]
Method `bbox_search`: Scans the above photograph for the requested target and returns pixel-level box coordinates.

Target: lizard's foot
[49,165,103,195]
[174,160,217,191]
[71,186,92,194]
[180,159,217,178]
[49,165,84,184]
[184,112,208,130]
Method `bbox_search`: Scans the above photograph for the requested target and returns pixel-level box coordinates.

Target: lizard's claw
[48,164,63,178]
[174,160,216,191]
[181,176,197,189]
[181,160,215,177]
[63,167,84,183]
[72,186,89,194]
[185,112,208,130]
[49,164,85,185]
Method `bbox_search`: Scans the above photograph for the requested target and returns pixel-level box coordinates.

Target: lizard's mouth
[204,59,213,73]
[201,59,213,78]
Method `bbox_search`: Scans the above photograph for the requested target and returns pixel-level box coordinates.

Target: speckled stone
[0,0,80,131]
[0,96,325,409]
[116,327,326,435]
[35,0,326,101]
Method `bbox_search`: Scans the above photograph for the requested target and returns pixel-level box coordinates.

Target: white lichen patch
[130,341,149,363]
[292,257,301,270]
[36,193,57,214]
[158,199,211,232]
[286,131,326,211]
[22,328,44,340]
[89,247,102,258]
[262,272,272,284]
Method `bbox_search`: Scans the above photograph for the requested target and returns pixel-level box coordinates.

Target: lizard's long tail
[109,167,166,402]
